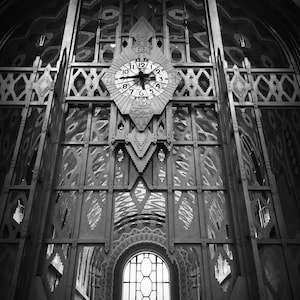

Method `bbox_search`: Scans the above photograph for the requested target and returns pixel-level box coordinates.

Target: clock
[114,58,169,99]
[103,47,179,131]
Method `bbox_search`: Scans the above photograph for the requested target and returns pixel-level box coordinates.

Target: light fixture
[239,34,246,48]
[183,1,188,27]
[38,34,46,47]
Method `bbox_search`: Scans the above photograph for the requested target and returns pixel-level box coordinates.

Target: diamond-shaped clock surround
[103,16,180,173]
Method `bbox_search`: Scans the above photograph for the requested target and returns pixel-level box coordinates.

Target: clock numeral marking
[129,89,134,94]
[136,58,149,70]
[115,80,135,94]
[155,83,161,89]
[137,62,146,68]
[129,62,137,70]
[147,63,154,70]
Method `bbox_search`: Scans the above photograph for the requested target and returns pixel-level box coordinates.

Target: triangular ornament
[125,143,157,173]
[127,127,155,158]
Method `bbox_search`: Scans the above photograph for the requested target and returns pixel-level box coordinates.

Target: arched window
[122,251,170,300]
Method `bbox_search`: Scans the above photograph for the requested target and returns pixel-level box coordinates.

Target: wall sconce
[98,5,103,29]
[38,34,46,47]
[183,1,188,27]
[239,34,246,48]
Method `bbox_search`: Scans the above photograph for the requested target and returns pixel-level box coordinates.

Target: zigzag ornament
[103,16,179,173]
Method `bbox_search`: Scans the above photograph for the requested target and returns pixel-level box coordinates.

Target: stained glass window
[122,252,170,300]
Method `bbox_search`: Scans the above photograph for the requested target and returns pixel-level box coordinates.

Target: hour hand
[143,72,153,78]
[144,74,156,82]
[143,72,156,81]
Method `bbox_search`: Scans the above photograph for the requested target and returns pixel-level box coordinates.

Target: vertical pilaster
[166,103,175,254]
[244,57,299,299]
[205,0,224,60]
[206,0,261,298]
[115,0,123,57]
[22,1,81,299]
[4,60,40,300]
[59,0,81,66]
[162,0,170,58]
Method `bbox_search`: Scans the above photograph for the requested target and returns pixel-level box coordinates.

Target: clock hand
[143,76,156,85]
[140,71,157,89]
[119,71,148,80]
[119,71,156,90]
[142,72,153,78]
[143,72,158,83]
[141,78,145,90]
[119,74,140,79]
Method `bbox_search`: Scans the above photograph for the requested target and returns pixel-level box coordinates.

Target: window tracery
[122,252,170,300]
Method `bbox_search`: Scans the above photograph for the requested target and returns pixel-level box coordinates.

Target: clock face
[114,58,169,99]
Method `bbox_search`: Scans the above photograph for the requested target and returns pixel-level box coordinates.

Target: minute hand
[119,74,140,79]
